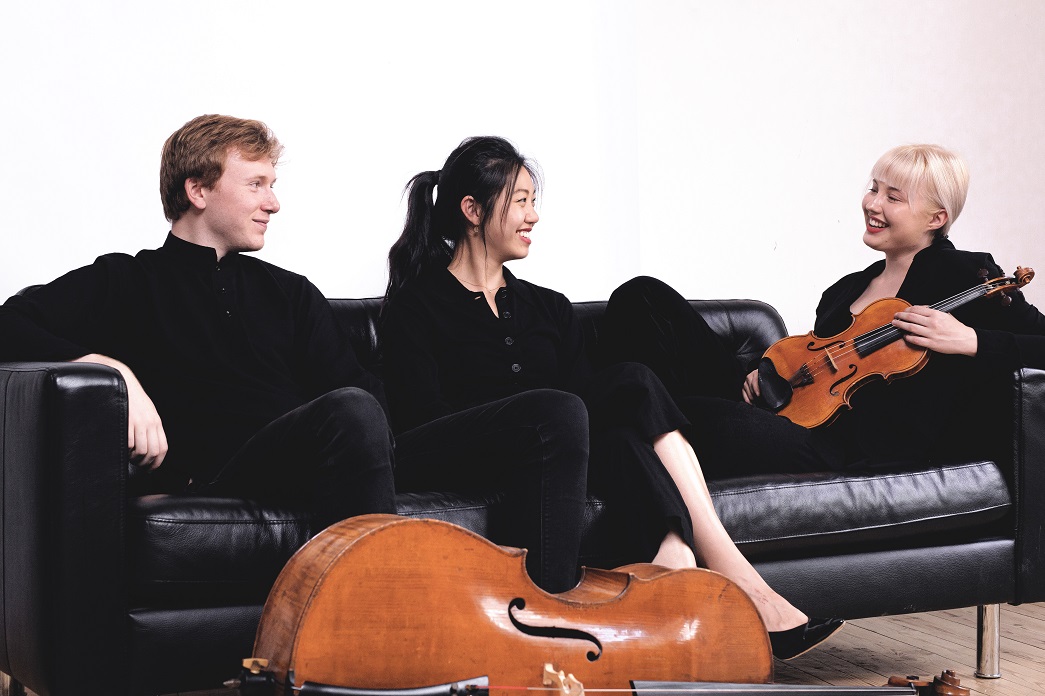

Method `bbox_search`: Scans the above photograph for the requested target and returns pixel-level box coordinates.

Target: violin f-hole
[829,365,858,396]
[508,598,603,662]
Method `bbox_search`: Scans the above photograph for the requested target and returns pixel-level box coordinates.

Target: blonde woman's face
[861,179,942,256]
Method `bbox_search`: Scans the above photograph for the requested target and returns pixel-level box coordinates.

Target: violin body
[252,514,773,695]
[757,266,1034,430]
[759,297,927,429]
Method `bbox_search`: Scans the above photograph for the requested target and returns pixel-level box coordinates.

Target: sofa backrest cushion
[329,297,788,377]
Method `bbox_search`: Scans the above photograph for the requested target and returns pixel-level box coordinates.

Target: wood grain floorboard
[774,605,1045,696]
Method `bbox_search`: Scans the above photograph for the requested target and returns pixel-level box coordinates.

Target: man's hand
[74,354,168,469]
[742,368,760,405]
[891,306,978,357]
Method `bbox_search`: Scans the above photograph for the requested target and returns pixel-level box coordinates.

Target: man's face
[199,149,280,256]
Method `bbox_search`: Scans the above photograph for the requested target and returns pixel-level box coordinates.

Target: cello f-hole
[508,598,604,662]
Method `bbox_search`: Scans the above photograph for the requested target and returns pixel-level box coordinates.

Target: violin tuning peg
[931,670,970,696]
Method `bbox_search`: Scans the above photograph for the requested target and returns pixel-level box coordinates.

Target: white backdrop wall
[3,0,1043,334]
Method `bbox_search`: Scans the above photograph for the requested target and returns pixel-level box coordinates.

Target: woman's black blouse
[380,267,592,434]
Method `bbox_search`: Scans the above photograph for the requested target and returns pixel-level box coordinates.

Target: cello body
[252,514,773,694]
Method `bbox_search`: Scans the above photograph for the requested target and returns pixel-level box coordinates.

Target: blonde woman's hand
[892,306,978,357]
[742,368,761,405]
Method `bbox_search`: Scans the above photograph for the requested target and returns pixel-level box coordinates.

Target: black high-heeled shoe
[769,617,845,660]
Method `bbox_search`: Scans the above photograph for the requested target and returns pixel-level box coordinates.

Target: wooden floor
[772,603,1045,695]
[175,603,1045,695]
[7,604,1042,695]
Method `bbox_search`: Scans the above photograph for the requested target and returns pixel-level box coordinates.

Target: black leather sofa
[1,297,1042,696]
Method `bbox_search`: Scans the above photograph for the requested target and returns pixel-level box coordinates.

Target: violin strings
[783,284,990,385]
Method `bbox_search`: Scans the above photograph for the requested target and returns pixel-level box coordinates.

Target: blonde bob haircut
[870,144,969,238]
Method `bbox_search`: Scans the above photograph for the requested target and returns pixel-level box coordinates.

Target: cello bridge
[542,663,585,696]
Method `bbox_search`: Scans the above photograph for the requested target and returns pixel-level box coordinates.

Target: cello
[757,267,1033,429]
[246,514,774,695]
[239,515,952,696]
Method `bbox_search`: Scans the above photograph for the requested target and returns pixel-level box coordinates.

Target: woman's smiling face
[861,178,944,257]
[482,168,540,264]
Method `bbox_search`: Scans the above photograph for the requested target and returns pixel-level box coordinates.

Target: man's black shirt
[0,233,385,487]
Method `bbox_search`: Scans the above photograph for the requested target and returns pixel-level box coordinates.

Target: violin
[757,267,1034,429]
[245,514,775,695]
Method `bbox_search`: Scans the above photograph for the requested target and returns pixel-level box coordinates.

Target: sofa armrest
[0,362,128,696]
[1013,367,1045,603]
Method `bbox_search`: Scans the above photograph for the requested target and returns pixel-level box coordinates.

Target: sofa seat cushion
[128,461,1011,605]
[128,490,514,605]
[711,460,1012,557]
[127,495,313,605]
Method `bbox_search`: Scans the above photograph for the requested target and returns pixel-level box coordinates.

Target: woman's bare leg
[653,430,807,632]
[651,529,697,568]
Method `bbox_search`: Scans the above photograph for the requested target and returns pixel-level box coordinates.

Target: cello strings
[485,687,911,694]
[484,687,634,693]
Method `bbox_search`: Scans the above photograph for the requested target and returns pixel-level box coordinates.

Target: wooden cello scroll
[758,266,1034,429]
[250,514,773,695]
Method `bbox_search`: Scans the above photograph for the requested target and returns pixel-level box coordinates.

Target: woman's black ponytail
[384,170,447,306]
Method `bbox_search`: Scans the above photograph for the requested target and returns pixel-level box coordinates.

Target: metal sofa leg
[975,603,1002,679]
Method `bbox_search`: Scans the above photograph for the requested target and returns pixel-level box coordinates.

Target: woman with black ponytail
[381,136,841,659]
[382,144,590,597]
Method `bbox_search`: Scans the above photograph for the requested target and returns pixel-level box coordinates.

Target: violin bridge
[542,663,585,696]
[823,346,839,373]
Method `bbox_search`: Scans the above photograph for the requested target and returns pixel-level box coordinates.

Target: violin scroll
[983,265,1034,300]
[886,669,970,696]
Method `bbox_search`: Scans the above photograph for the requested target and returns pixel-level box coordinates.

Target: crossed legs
[652,430,807,632]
